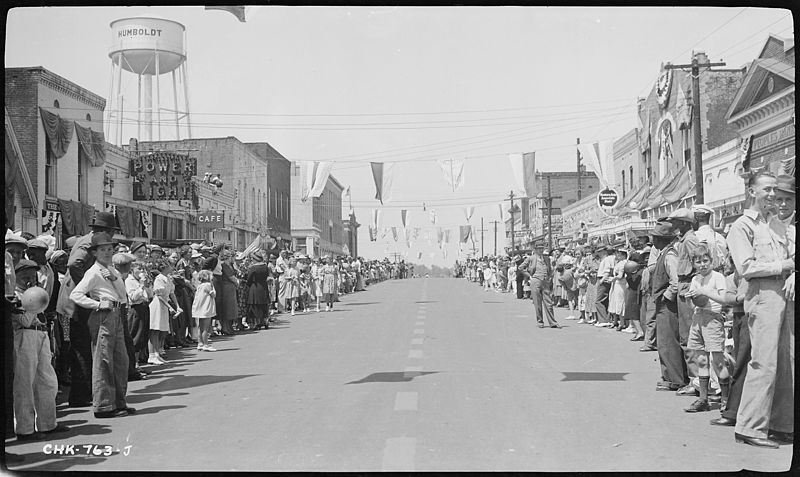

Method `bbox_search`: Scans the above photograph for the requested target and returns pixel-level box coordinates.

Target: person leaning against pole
[725,171,794,448]
[69,233,135,419]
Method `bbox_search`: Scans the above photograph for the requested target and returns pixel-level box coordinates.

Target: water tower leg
[137,74,142,142]
[181,61,192,139]
[143,75,153,142]
[172,70,180,140]
[106,56,119,145]
[155,49,162,141]
[115,60,123,144]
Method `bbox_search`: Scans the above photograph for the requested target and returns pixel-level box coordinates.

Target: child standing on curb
[192,270,217,352]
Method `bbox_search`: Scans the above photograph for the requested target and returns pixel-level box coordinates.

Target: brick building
[139,137,276,249]
[527,170,600,248]
[246,142,292,241]
[342,212,360,258]
[5,66,107,245]
[290,162,346,257]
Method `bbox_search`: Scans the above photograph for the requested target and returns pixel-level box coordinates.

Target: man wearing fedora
[665,207,703,396]
[65,211,120,407]
[650,220,688,392]
[70,232,135,419]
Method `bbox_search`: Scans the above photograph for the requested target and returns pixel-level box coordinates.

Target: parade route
[4,278,792,472]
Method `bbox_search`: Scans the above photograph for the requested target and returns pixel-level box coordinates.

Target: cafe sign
[197,210,225,230]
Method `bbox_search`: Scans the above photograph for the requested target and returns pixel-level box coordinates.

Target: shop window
[86,113,92,121]
[629,166,633,190]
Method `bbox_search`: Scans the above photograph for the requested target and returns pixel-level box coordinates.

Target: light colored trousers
[88,308,129,414]
[13,329,58,435]
[735,277,794,438]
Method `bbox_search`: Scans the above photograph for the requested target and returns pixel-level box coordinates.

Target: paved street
[5,278,792,472]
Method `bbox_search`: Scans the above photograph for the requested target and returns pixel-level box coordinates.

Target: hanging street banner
[197,210,225,230]
[130,151,198,203]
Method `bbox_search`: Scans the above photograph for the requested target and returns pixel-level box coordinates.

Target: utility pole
[506,190,516,251]
[541,174,562,252]
[478,217,489,257]
[576,137,582,200]
[490,220,500,256]
[665,54,725,204]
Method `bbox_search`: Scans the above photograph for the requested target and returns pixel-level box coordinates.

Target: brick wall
[704,71,745,150]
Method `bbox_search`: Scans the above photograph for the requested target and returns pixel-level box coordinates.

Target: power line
[667,7,750,63]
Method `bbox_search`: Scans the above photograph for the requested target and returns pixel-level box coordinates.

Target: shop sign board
[130,152,197,202]
[597,188,620,210]
[197,210,224,229]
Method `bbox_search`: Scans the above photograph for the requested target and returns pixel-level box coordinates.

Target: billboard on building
[130,151,197,203]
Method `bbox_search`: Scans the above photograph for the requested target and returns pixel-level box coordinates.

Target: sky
[5,6,794,267]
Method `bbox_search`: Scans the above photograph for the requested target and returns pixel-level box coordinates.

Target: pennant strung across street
[380,228,388,239]
[436,227,444,246]
[459,225,472,243]
[301,161,333,201]
[437,158,465,192]
[444,229,451,244]
[401,209,409,228]
[417,252,423,260]
[370,162,395,204]
[371,209,381,230]
[464,206,475,223]
[429,209,437,225]
[577,141,615,188]
[508,152,537,197]
[391,227,398,242]
[368,226,377,242]
[498,202,505,221]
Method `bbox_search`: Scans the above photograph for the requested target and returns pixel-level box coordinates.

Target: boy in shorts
[683,244,730,413]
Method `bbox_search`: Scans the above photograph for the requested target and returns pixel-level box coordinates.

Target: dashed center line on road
[408,349,423,359]
[410,338,424,345]
[413,329,425,334]
[382,437,416,471]
[394,392,419,411]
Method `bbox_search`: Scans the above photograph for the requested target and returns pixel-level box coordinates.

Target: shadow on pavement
[346,371,439,385]
[133,374,259,393]
[345,302,380,306]
[414,301,437,303]
[134,404,187,415]
[560,372,628,381]
[125,392,189,404]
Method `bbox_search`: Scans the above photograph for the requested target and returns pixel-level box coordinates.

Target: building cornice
[728,88,795,130]
[11,67,107,110]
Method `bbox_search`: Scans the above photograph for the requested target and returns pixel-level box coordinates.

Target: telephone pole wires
[665,54,725,204]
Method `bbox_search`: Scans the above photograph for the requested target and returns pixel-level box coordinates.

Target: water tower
[106,17,192,146]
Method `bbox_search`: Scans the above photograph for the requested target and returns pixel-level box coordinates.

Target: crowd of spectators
[4,218,407,448]
[455,172,794,448]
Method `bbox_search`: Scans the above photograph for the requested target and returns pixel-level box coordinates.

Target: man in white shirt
[692,204,729,272]
[70,233,134,419]
[594,245,616,327]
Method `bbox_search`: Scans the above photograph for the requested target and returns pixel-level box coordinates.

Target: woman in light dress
[310,257,324,312]
[607,249,628,330]
[283,258,301,315]
[148,259,180,365]
[321,256,338,312]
